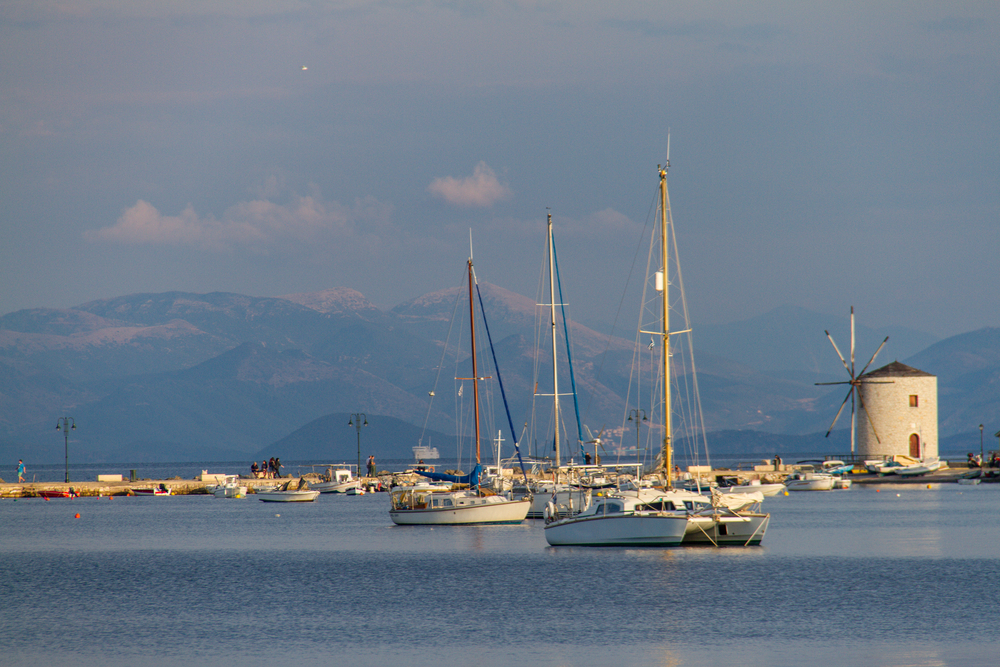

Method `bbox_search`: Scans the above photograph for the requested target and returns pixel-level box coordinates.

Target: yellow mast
[659,163,672,488]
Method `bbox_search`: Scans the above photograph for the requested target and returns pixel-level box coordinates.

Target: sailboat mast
[850,305,856,457]
[468,258,482,464]
[547,211,561,467]
[659,163,673,488]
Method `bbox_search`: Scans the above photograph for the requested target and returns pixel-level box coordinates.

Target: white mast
[547,210,561,467]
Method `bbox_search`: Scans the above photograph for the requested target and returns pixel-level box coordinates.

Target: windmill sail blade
[825,331,852,376]
[825,389,854,437]
[857,336,889,377]
[856,389,882,444]
[815,381,851,386]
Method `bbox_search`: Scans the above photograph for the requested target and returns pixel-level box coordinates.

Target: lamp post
[980,424,985,469]
[55,417,76,483]
[628,408,647,457]
[348,413,368,477]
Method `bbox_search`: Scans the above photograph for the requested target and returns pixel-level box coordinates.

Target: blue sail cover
[417,463,482,488]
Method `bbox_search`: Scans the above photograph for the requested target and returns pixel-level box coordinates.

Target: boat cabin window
[600,501,623,514]
[431,497,453,508]
[638,501,678,512]
[683,500,695,511]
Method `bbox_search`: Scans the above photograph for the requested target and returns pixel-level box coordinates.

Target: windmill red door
[909,434,921,458]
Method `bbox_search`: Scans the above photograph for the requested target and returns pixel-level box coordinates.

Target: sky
[1,1,997,339]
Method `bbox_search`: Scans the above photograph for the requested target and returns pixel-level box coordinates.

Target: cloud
[427,161,511,207]
[87,193,394,252]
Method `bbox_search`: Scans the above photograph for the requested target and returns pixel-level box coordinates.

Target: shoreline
[1,463,991,498]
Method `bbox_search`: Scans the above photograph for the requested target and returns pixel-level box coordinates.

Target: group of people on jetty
[967,452,1000,468]
[250,457,282,479]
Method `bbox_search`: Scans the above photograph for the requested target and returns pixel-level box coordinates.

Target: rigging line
[580,179,660,426]
[611,183,662,463]
[418,270,468,447]
[619,199,659,468]
[530,240,548,453]
[551,232,585,458]
[668,199,712,470]
[473,278,530,483]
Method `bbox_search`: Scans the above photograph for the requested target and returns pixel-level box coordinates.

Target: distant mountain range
[1,286,997,465]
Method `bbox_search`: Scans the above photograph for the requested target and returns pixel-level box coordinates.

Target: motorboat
[390,482,531,525]
[257,478,320,502]
[38,489,76,499]
[784,470,835,491]
[132,484,171,496]
[211,476,247,498]
[311,466,361,494]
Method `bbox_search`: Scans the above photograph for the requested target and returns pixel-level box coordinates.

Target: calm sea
[2,465,999,666]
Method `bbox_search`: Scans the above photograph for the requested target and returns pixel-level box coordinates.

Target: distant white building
[857,361,938,459]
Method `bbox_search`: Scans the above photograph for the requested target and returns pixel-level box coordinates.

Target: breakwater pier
[0,460,982,499]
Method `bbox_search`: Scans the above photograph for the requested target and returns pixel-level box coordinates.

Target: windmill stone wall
[857,361,938,459]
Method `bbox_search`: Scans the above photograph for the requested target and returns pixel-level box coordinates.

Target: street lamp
[55,417,76,483]
[348,413,368,477]
[628,408,647,457]
[980,424,985,470]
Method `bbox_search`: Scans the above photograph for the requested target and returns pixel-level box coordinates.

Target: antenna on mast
[468,228,474,262]
[665,131,671,171]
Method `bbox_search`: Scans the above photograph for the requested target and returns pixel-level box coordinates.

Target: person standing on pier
[17,459,25,482]
[367,455,376,477]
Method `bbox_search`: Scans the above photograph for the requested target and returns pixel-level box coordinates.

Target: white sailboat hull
[544,513,688,546]
[390,496,530,525]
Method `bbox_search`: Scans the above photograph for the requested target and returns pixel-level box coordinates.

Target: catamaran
[544,157,769,547]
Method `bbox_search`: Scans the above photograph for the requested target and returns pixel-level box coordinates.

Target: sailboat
[389,257,532,526]
[523,211,594,519]
[545,157,769,547]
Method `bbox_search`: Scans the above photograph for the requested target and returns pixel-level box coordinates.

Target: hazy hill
[0,287,996,465]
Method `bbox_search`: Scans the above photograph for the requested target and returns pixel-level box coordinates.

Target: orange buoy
[74,513,80,518]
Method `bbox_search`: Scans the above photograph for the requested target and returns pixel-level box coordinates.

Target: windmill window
[909,395,919,407]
